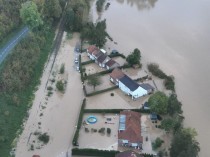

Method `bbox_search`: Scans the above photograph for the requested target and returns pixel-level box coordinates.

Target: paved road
[0,26,29,64]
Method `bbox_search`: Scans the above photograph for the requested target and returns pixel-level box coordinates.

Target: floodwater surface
[90,0,210,156]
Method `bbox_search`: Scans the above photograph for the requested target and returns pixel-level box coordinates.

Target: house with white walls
[119,75,147,99]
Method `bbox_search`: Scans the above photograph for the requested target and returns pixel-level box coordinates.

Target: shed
[150,113,158,120]
[139,83,154,94]
[105,59,120,70]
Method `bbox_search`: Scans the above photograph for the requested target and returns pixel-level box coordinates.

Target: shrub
[60,63,65,74]
[107,128,111,134]
[96,0,105,12]
[147,63,167,79]
[110,93,114,96]
[152,137,164,150]
[38,133,50,144]
[47,91,53,96]
[98,127,105,134]
[47,86,53,91]
[56,80,64,91]
[164,76,175,91]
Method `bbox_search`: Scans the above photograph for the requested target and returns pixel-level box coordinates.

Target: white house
[87,45,98,60]
[119,75,147,99]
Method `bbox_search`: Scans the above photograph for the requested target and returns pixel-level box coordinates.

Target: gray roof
[119,75,140,91]
[97,54,107,63]
[139,83,154,90]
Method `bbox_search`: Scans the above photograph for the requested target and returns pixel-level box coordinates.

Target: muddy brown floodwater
[89,0,210,156]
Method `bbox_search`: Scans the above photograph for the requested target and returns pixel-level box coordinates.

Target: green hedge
[72,98,86,146]
[134,75,149,82]
[148,63,175,91]
[72,148,154,157]
[72,148,119,157]
[84,108,151,114]
[108,53,126,59]
[86,86,118,97]
[81,60,95,65]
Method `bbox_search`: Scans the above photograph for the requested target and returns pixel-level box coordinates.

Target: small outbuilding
[96,54,110,67]
[150,113,158,121]
[139,83,154,94]
[105,59,120,70]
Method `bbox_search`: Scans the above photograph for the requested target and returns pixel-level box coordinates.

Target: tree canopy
[81,20,108,47]
[20,1,43,30]
[87,74,101,90]
[170,128,200,157]
[148,91,168,115]
[126,48,141,66]
[167,94,183,116]
[0,0,27,42]
[43,0,62,22]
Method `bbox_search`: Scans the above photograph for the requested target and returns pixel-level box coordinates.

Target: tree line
[0,0,66,156]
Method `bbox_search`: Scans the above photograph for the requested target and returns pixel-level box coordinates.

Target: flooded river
[90,0,210,156]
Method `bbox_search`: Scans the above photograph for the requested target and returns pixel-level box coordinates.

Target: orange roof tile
[118,110,143,143]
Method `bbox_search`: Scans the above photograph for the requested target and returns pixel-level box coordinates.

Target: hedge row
[72,148,154,157]
[72,148,119,157]
[72,98,86,146]
[108,53,126,59]
[148,63,175,91]
[84,108,151,114]
[83,64,132,81]
[81,60,94,65]
[134,75,149,82]
[86,86,118,97]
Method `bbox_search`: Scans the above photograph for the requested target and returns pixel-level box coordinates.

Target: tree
[20,1,43,30]
[152,137,164,150]
[170,128,200,157]
[96,0,105,12]
[167,94,183,116]
[148,91,168,115]
[126,48,141,66]
[87,74,101,90]
[65,8,75,31]
[43,0,62,21]
[161,118,176,132]
[81,20,108,47]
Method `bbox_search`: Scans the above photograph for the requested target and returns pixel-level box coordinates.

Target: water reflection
[116,0,158,10]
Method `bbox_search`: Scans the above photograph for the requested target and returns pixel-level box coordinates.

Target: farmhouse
[119,75,147,99]
[118,110,143,149]
[105,59,120,70]
[109,68,125,85]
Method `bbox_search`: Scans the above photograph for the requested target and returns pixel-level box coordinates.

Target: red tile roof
[105,59,119,67]
[92,49,102,58]
[118,110,143,143]
[87,45,97,54]
[110,68,125,80]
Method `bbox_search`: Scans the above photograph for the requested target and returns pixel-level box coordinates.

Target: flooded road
[90,0,210,156]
